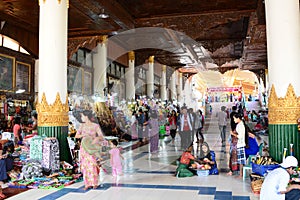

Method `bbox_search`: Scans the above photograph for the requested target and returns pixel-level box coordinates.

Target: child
[197,142,219,175]
[109,140,124,181]
[175,145,196,178]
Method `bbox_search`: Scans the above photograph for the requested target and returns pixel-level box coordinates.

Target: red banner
[207,87,241,92]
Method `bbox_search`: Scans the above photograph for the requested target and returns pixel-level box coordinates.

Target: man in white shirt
[216,106,227,144]
[260,156,300,200]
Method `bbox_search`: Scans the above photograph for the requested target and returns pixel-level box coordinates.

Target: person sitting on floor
[196,142,219,175]
[175,144,196,177]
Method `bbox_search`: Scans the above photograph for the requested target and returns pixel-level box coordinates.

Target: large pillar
[170,72,177,101]
[177,72,183,103]
[160,65,167,101]
[265,0,300,162]
[147,56,154,98]
[93,36,107,100]
[37,0,70,162]
[126,51,135,100]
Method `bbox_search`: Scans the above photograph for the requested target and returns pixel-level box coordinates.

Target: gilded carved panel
[268,84,300,124]
[36,93,69,127]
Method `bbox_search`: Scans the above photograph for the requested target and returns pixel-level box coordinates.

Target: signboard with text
[207,87,241,93]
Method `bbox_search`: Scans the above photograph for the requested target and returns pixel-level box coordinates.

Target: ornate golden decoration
[128,51,135,61]
[97,35,108,45]
[38,0,46,6]
[268,84,300,124]
[0,95,6,101]
[39,0,68,7]
[36,93,69,127]
[149,56,155,63]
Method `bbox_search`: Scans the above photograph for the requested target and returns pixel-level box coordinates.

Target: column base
[269,124,300,162]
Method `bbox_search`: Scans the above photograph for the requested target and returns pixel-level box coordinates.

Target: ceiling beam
[136,9,255,21]
[68,29,115,38]
[0,12,37,33]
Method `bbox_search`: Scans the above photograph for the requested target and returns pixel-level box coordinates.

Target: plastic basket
[197,170,209,176]
[251,163,279,176]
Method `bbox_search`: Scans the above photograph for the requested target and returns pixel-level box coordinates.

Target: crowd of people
[3,96,298,199]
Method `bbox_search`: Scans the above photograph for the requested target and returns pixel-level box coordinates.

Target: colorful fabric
[176,163,194,178]
[80,147,99,187]
[30,136,45,161]
[77,123,104,187]
[81,136,102,159]
[0,159,7,181]
[229,136,239,171]
[149,119,159,152]
[42,137,60,172]
[245,137,259,158]
[180,152,194,165]
[237,147,246,165]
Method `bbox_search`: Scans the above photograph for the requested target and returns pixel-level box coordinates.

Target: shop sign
[207,87,241,92]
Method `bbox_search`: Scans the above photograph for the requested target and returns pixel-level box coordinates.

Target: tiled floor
[7,102,261,200]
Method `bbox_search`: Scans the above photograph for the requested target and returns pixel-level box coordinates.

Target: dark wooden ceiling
[0,0,267,72]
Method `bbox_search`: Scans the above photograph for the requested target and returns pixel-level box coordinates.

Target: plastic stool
[243,165,252,180]
[242,155,256,181]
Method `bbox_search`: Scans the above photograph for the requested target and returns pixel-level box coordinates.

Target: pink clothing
[109,148,122,176]
[13,124,21,137]
[80,147,99,187]
[77,123,103,187]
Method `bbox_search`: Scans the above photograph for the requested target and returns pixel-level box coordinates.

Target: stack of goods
[42,137,60,172]
[29,135,45,161]
[191,161,211,177]
[250,174,264,194]
[8,173,82,189]
[5,136,82,190]
[250,156,279,194]
[22,160,44,180]
[251,156,279,177]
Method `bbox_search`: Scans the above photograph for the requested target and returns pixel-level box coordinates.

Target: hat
[280,156,298,168]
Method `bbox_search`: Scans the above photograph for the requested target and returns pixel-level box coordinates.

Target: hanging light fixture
[98,8,109,19]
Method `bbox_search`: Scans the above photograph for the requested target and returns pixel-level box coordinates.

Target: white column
[160,65,167,101]
[177,72,183,103]
[38,0,68,103]
[170,72,177,101]
[93,36,107,99]
[34,59,39,93]
[126,51,135,100]
[147,56,154,98]
[265,0,300,96]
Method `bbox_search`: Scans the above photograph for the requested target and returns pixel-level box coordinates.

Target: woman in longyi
[75,110,105,190]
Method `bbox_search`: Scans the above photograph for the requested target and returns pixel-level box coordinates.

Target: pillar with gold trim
[265,0,300,161]
[126,51,135,100]
[147,56,154,98]
[37,0,71,162]
[93,35,108,99]
[177,72,183,103]
[170,72,177,101]
[160,65,167,101]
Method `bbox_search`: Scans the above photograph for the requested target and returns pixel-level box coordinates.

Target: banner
[207,87,241,93]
